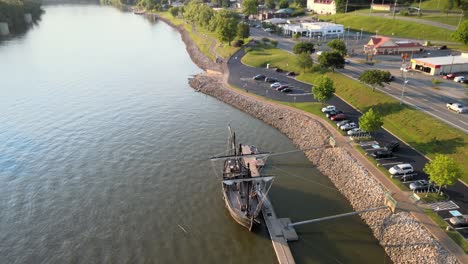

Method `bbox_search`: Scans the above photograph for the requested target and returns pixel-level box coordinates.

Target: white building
[280,22,344,37]
[307,0,337,15]
[411,53,468,75]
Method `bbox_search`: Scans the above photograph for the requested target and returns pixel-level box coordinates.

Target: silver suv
[389,163,413,176]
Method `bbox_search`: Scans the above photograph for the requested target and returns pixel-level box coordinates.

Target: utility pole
[370,0,374,14]
[400,79,408,105]
[393,0,398,19]
[345,0,349,13]
[418,0,422,16]
[458,11,464,30]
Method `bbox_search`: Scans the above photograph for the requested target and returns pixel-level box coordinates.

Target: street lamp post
[375,30,378,37]
[360,28,363,40]
[400,79,408,105]
[418,0,422,16]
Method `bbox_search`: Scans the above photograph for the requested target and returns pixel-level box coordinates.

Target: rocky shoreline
[156,14,458,264]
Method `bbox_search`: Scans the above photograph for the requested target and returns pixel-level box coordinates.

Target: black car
[286,71,296,76]
[275,68,283,72]
[253,74,266,80]
[371,150,392,159]
[439,45,447,50]
[281,88,292,93]
[325,110,343,118]
[265,77,279,83]
[385,141,400,152]
[462,79,468,84]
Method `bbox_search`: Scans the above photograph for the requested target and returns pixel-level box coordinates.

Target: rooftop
[412,54,468,66]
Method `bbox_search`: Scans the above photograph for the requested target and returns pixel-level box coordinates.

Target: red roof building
[364,36,423,55]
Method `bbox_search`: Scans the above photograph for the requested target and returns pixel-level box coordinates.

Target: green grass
[156,12,245,60]
[242,47,468,183]
[317,13,456,42]
[420,192,449,203]
[417,14,463,26]
[423,209,468,253]
[411,0,461,11]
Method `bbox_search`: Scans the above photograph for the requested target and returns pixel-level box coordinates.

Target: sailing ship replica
[211,127,274,231]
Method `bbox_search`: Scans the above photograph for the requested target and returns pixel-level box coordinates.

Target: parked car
[326,110,344,118]
[265,77,278,83]
[270,82,282,88]
[276,85,289,91]
[387,75,394,82]
[286,71,296,76]
[449,215,468,227]
[330,113,346,121]
[321,105,336,113]
[275,68,283,72]
[253,74,265,80]
[344,59,350,64]
[439,45,448,50]
[347,128,365,136]
[409,180,436,192]
[281,88,292,93]
[454,76,465,83]
[264,28,273,32]
[336,120,350,127]
[389,163,414,176]
[443,73,456,79]
[384,141,400,152]
[462,79,468,84]
[340,122,357,131]
[446,102,466,113]
[370,150,393,159]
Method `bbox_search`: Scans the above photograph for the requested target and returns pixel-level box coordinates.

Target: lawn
[156,12,245,60]
[423,209,468,254]
[411,0,461,11]
[418,14,462,27]
[317,13,456,42]
[242,47,468,183]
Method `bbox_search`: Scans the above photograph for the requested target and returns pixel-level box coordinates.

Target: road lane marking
[380,162,403,166]
[460,120,468,126]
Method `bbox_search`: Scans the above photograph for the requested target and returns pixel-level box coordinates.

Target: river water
[0,5,390,263]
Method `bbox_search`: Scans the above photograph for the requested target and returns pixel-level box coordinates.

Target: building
[307,0,337,15]
[279,22,344,37]
[411,53,468,75]
[364,36,423,55]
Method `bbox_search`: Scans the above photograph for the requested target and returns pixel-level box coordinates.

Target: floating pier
[241,145,297,264]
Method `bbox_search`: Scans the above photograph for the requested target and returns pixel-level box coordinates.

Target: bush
[232,39,245,47]
[311,64,329,73]
[292,8,305,17]
[245,47,253,53]
[271,40,278,47]
[400,10,409,16]
[262,37,270,42]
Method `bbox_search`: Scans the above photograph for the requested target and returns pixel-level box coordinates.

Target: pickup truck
[446,103,466,113]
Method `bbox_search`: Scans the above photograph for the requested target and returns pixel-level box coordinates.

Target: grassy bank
[423,209,468,254]
[242,47,468,183]
[317,13,456,42]
[156,12,245,60]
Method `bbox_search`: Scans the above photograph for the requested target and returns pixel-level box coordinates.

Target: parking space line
[380,161,403,166]
[375,157,397,161]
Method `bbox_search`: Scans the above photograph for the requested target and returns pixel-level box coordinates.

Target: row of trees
[0,0,43,34]
[172,1,249,45]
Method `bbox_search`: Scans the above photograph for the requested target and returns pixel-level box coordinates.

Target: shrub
[232,39,245,47]
[271,40,278,47]
[262,37,270,42]
[245,47,253,53]
[400,10,409,16]
[292,8,305,17]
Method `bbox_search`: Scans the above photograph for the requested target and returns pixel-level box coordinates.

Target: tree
[296,52,314,72]
[169,6,179,17]
[294,0,307,8]
[312,76,335,104]
[423,154,462,194]
[216,15,239,45]
[327,39,347,56]
[265,0,276,9]
[242,0,258,16]
[359,108,383,135]
[358,70,391,91]
[237,22,250,40]
[292,41,315,54]
[453,20,468,44]
[279,0,289,8]
[318,51,345,72]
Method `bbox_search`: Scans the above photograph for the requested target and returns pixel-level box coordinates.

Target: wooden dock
[242,145,297,264]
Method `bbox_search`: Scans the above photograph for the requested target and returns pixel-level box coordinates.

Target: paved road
[227,45,467,226]
[250,27,468,133]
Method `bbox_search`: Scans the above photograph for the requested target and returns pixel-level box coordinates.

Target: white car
[347,128,364,136]
[389,163,414,176]
[270,82,282,88]
[446,103,466,113]
[264,28,273,32]
[321,105,336,113]
[340,122,357,131]
[454,76,465,82]
[336,120,350,127]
